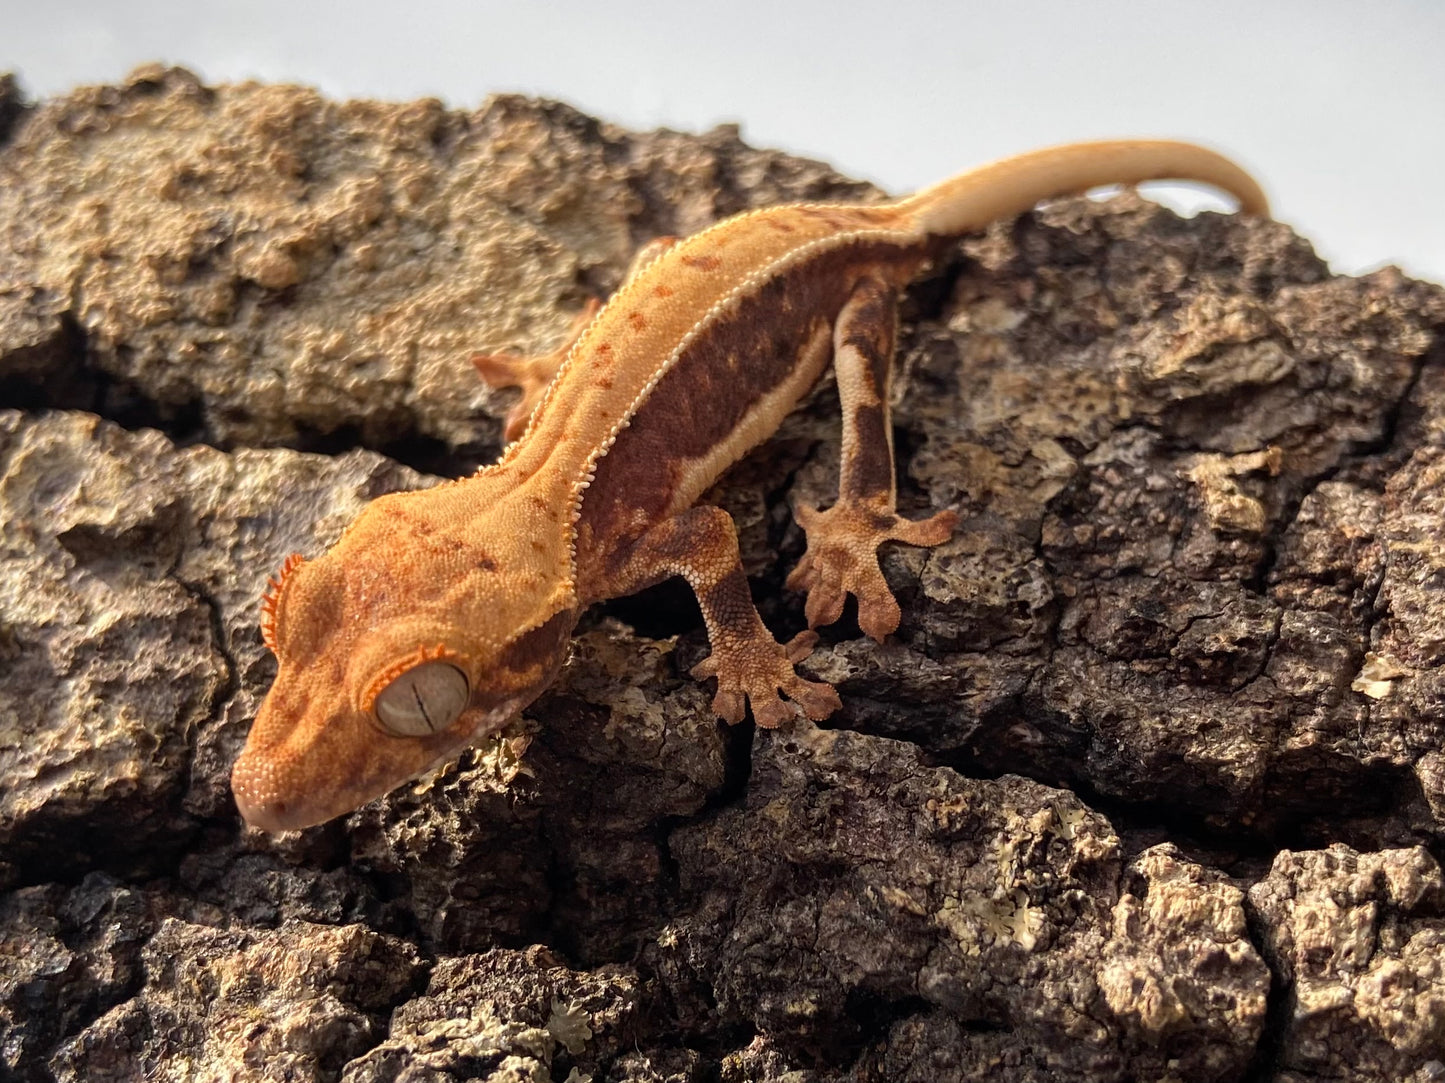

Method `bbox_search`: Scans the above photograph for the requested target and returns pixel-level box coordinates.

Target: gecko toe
[889,508,960,547]
[751,695,794,730]
[711,687,747,726]
[803,574,848,630]
[782,630,820,664]
[787,676,842,721]
[856,588,902,643]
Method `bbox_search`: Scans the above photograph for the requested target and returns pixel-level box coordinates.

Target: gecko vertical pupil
[374,662,469,737]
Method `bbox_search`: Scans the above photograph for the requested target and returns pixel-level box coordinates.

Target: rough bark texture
[1,66,1443,1082]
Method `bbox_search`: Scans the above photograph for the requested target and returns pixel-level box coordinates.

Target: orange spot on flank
[682,254,722,272]
[628,311,647,331]
[654,283,674,298]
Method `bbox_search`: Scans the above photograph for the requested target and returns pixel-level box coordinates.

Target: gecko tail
[895,139,1269,238]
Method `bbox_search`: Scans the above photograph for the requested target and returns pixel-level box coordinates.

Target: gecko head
[231,500,578,832]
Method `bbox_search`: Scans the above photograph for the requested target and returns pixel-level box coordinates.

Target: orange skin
[232,141,1267,831]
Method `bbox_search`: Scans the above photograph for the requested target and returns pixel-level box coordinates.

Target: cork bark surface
[2,67,1443,1082]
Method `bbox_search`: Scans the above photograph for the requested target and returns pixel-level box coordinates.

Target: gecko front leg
[591,505,841,728]
[788,275,959,640]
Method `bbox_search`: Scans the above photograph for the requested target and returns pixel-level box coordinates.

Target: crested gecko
[232,140,1268,831]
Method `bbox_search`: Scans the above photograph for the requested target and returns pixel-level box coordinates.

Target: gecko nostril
[237,794,297,834]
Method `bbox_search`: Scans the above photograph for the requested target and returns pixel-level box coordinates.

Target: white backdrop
[4,0,1442,282]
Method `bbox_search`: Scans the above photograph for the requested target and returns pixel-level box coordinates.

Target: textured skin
[231,140,1268,831]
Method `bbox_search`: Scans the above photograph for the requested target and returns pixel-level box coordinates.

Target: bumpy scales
[232,140,1268,831]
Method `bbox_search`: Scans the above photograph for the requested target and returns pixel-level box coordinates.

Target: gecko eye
[373,662,470,737]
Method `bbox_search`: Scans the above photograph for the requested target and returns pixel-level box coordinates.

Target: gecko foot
[690,630,841,729]
[787,502,958,642]
[472,298,601,441]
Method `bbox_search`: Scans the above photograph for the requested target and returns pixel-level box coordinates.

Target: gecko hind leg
[787,275,958,641]
[473,235,681,441]
[472,298,601,442]
[594,505,841,729]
